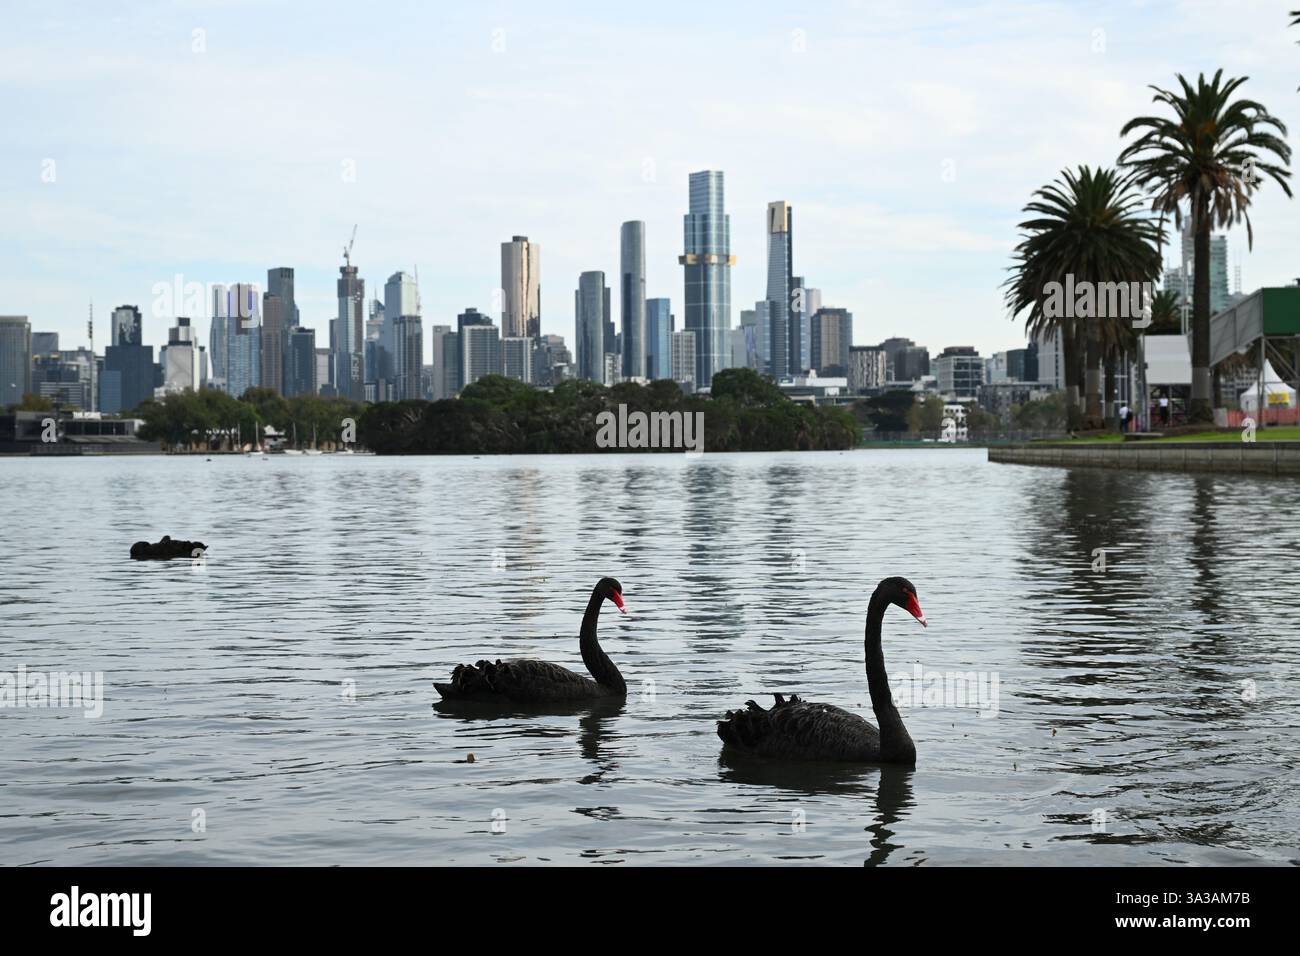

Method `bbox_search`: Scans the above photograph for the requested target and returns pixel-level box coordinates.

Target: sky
[3,0,1300,361]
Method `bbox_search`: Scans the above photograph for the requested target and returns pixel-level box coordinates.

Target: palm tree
[1005,166,1163,430]
[1118,70,1293,423]
[1147,288,1182,335]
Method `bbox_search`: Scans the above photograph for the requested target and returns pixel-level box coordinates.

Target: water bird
[129,536,206,560]
[717,576,927,764]
[434,577,628,704]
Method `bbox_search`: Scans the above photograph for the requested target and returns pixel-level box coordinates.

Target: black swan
[130,536,206,560]
[434,577,627,704]
[717,576,926,764]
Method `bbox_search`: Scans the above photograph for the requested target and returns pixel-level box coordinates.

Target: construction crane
[343,224,357,267]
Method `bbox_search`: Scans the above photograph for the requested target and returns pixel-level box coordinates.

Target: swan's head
[882,576,927,628]
[597,577,627,614]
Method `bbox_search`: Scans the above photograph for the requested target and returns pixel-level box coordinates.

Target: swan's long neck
[580,588,626,693]
[866,590,915,763]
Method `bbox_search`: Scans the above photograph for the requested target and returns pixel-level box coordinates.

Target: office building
[575,271,610,383]
[810,307,852,375]
[456,308,493,392]
[260,293,286,394]
[31,332,59,356]
[285,327,316,397]
[0,316,32,407]
[160,317,206,393]
[879,337,931,382]
[267,267,298,327]
[645,298,673,380]
[680,170,733,386]
[620,221,646,379]
[933,346,984,399]
[101,305,156,413]
[391,313,423,400]
[314,348,331,396]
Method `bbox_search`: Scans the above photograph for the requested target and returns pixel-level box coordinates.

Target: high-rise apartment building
[460,321,502,389]
[764,200,792,379]
[671,329,696,388]
[501,236,540,338]
[267,267,298,326]
[680,170,732,387]
[879,337,931,382]
[502,336,533,384]
[847,346,888,393]
[427,325,456,399]
[218,285,261,399]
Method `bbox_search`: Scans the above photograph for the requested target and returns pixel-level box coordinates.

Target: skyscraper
[220,284,261,399]
[798,284,820,373]
[680,170,732,387]
[790,276,808,373]
[285,326,316,397]
[101,305,155,413]
[335,255,365,401]
[161,317,205,393]
[501,236,540,338]
[810,307,852,374]
[575,271,610,383]
[260,293,286,394]
[391,313,424,400]
[765,200,793,379]
[267,267,298,326]
[502,336,533,383]
[620,221,646,380]
[428,325,456,399]
[644,298,673,380]
[456,308,492,393]
[671,329,697,389]
[0,316,32,407]
[460,322,502,388]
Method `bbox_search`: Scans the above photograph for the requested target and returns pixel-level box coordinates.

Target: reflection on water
[0,450,1297,865]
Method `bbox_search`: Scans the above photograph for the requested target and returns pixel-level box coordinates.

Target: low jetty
[989,441,1300,476]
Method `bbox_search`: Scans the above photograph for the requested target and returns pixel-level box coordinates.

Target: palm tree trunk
[1084,316,1104,429]
[1062,322,1082,430]
[1189,199,1214,422]
[1104,352,1118,426]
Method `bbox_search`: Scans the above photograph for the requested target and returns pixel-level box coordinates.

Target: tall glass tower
[680,171,732,387]
[620,221,646,380]
[765,201,792,379]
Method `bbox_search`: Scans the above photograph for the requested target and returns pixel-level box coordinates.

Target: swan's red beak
[611,591,627,615]
[904,593,927,628]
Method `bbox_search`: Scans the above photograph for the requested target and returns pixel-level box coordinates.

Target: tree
[906,395,945,433]
[1004,166,1164,430]
[1119,70,1293,423]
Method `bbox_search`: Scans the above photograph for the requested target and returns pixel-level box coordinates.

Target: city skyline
[7,3,1299,361]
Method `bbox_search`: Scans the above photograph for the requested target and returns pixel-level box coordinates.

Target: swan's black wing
[435,658,602,702]
[717,694,881,762]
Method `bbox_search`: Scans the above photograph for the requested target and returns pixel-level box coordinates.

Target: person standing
[1118,402,1130,434]
[1159,394,1170,426]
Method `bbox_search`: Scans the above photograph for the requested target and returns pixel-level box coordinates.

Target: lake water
[1,450,1297,866]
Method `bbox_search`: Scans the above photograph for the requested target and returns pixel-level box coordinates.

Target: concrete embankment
[988,442,1300,476]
